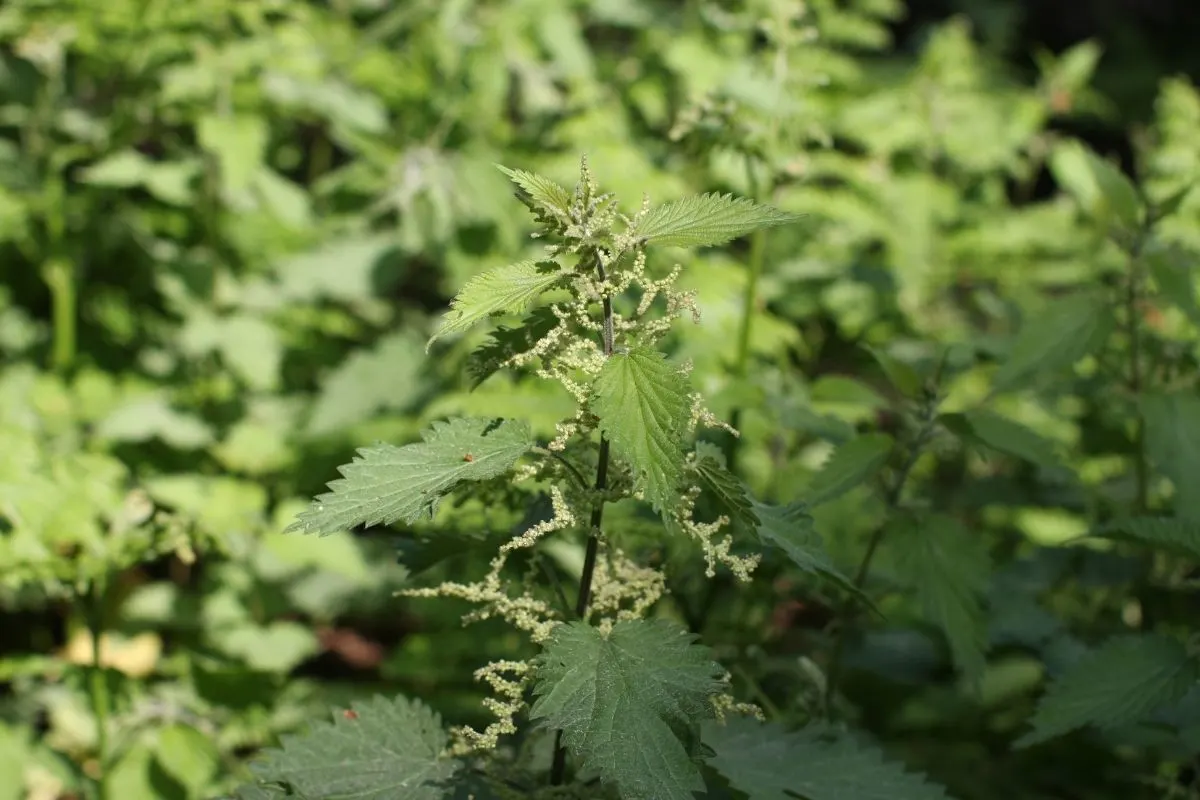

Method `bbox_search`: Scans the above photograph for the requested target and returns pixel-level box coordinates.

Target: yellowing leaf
[61,630,161,678]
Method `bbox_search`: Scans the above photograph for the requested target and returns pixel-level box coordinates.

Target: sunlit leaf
[632,193,802,249]
[427,261,564,350]
[592,347,691,513]
[287,417,533,535]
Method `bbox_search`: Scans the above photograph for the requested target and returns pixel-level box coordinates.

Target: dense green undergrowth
[1,1,1199,798]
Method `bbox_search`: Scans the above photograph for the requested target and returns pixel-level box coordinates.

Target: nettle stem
[1125,235,1149,513]
[727,155,768,472]
[551,255,616,786]
[823,398,939,716]
[86,579,111,800]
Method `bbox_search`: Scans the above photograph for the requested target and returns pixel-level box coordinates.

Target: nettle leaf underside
[239,694,456,800]
[427,260,564,350]
[632,192,802,249]
[531,619,724,800]
[288,417,533,536]
[703,717,952,800]
[592,347,691,514]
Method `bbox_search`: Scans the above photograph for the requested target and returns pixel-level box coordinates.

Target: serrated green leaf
[1016,634,1200,747]
[1146,244,1200,328]
[703,717,951,800]
[749,497,854,589]
[427,261,564,351]
[1092,517,1200,560]
[863,344,924,399]
[692,443,759,530]
[1050,139,1142,230]
[631,193,802,249]
[531,620,724,800]
[466,307,559,388]
[1143,392,1200,520]
[939,409,1059,466]
[889,514,990,683]
[992,293,1114,392]
[1152,184,1194,222]
[806,433,894,506]
[496,164,574,218]
[592,347,691,513]
[240,694,457,799]
[287,417,533,535]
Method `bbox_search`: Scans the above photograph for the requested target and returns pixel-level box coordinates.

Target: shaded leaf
[1146,244,1200,328]
[806,433,894,506]
[703,717,952,800]
[1143,392,1200,520]
[940,409,1059,466]
[1092,517,1200,560]
[466,307,559,388]
[889,514,990,683]
[240,694,456,799]
[632,193,802,249]
[1016,634,1200,747]
[692,442,759,530]
[863,344,924,399]
[531,620,724,800]
[287,417,533,535]
[992,293,1113,392]
[750,497,854,591]
[592,347,691,513]
[427,261,564,350]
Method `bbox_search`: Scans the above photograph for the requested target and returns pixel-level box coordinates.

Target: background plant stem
[726,155,767,473]
[822,401,939,716]
[86,580,110,800]
[1125,235,1149,513]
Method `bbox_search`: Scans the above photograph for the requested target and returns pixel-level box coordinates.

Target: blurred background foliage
[0,0,1198,798]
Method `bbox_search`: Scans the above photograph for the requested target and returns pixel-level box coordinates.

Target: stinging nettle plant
[230,158,954,799]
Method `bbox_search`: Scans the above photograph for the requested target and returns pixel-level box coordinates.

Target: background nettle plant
[232,160,949,799]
